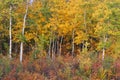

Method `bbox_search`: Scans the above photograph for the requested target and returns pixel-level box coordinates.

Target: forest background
[0,0,120,80]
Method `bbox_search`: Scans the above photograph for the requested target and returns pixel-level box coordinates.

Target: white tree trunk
[82,10,87,53]
[52,38,55,59]
[72,29,75,56]
[102,35,107,61]
[9,5,12,59]
[20,1,28,63]
[59,36,63,56]
[102,48,105,61]
[48,38,52,57]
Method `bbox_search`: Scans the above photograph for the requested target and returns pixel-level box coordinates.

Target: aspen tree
[20,0,29,63]
[9,4,12,59]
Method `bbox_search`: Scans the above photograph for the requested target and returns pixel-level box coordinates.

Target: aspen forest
[0,0,120,80]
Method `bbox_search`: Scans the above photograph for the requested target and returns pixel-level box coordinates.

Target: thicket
[0,0,120,79]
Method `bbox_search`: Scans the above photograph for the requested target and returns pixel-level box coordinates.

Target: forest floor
[0,54,120,80]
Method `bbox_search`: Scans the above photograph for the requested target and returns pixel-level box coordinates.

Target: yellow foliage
[75,31,87,44]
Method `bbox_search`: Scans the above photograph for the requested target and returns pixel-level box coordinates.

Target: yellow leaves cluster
[25,32,34,41]
[16,22,23,29]
[75,31,87,44]
[45,23,51,28]
[49,0,83,38]
[108,30,120,36]
[92,1,113,37]
[92,3,111,21]
[94,22,103,33]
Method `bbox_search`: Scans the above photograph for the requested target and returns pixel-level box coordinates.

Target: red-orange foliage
[0,55,119,80]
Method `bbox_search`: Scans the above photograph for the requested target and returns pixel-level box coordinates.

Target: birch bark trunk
[59,36,63,56]
[72,29,75,57]
[82,10,87,53]
[102,35,107,61]
[9,5,12,59]
[52,38,55,59]
[20,0,28,63]
[48,38,52,58]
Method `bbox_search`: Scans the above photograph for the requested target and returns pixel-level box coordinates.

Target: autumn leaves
[0,0,120,62]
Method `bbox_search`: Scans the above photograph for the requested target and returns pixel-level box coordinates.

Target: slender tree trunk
[48,31,52,58]
[57,38,59,55]
[82,10,87,53]
[48,38,52,58]
[9,5,12,59]
[20,0,28,63]
[84,10,87,33]
[59,36,63,56]
[52,38,55,59]
[102,35,107,61]
[82,42,84,53]
[72,29,75,57]
[102,47,105,61]
[54,39,57,54]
